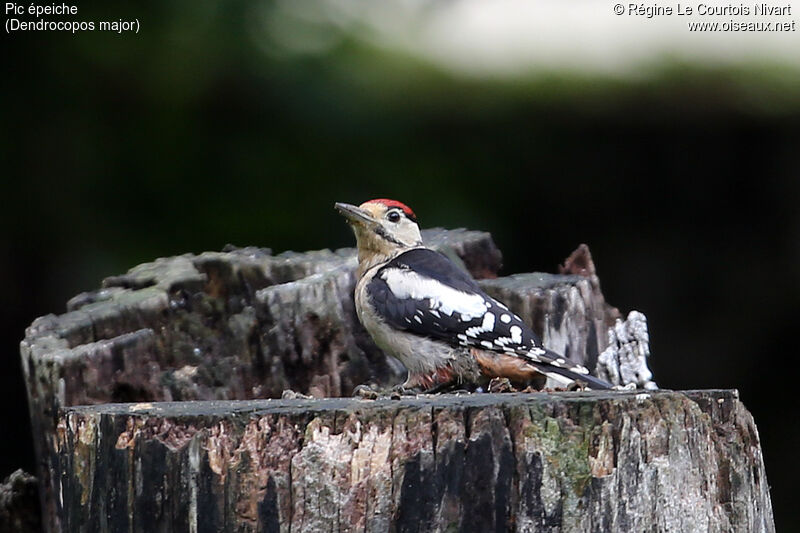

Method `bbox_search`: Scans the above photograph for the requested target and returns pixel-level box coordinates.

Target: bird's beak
[335,202,376,227]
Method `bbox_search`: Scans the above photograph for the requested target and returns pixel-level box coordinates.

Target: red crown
[364,199,417,221]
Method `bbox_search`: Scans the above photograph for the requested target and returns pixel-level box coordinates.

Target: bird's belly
[356,296,452,375]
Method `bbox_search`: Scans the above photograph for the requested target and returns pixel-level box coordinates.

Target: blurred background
[2,0,799,528]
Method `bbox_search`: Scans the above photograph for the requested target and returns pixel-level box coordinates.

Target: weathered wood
[56,390,773,532]
[21,229,504,532]
[597,311,657,389]
[19,229,701,532]
[0,469,41,533]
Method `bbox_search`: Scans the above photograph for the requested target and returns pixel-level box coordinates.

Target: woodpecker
[335,199,611,391]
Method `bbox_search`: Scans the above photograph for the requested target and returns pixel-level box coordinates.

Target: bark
[20,230,754,532]
[56,389,773,532]
[21,229,503,532]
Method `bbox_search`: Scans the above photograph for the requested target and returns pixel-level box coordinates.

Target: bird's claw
[488,377,514,393]
[352,383,421,399]
[353,384,380,399]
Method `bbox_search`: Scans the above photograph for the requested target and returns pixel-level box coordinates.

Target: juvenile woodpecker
[335,199,611,391]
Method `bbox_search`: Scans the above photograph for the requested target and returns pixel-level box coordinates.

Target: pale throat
[356,243,403,277]
[354,232,408,277]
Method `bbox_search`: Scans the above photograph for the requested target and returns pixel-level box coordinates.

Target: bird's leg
[352,384,381,399]
[352,382,422,399]
[487,377,515,393]
[390,383,425,396]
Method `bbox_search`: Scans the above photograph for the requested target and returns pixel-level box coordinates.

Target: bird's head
[335,199,422,269]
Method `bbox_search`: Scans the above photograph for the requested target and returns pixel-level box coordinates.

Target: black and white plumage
[368,249,539,354]
[366,248,610,389]
[335,198,611,391]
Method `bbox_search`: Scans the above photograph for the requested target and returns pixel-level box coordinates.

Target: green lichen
[526,406,594,497]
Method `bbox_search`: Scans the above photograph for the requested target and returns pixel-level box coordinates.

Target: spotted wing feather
[366,248,611,389]
[367,250,536,354]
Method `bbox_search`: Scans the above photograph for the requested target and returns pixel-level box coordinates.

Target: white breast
[355,271,455,374]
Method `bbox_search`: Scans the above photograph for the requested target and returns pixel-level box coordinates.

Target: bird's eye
[387,211,401,223]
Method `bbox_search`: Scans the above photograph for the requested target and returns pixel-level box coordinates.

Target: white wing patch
[481,312,495,331]
[381,268,489,319]
[375,260,604,388]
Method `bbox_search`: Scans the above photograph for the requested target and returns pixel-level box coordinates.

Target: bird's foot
[390,384,426,397]
[352,384,381,400]
[352,383,422,399]
[488,377,515,393]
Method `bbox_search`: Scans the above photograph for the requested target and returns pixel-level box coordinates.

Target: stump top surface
[64,389,738,418]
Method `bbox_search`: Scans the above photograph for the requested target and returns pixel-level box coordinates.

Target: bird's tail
[533,349,612,390]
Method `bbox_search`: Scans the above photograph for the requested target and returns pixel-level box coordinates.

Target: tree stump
[57,390,772,532]
[20,229,773,532]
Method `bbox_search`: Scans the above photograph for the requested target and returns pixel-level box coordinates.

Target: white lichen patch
[597,310,658,389]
